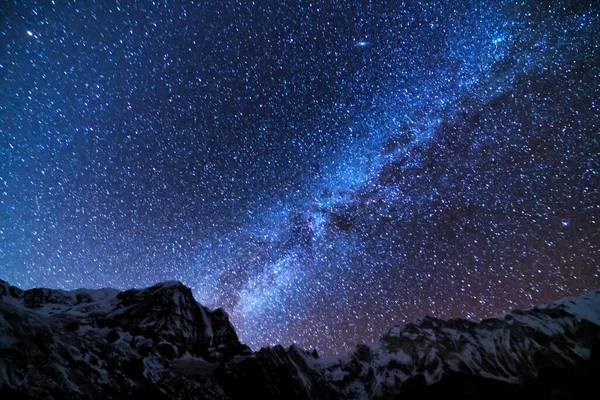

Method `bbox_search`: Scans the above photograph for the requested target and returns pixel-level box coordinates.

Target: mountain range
[1,279,599,399]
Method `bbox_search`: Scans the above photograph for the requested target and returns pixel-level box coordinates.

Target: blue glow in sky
[1,0,599,355]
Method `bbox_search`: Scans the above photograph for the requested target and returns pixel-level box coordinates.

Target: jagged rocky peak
[106,280,248,360]
[322,290,600,399]
[0,279,248,361]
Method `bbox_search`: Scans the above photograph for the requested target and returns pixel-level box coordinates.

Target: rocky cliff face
[0,280,248,399]
[1,279,599,399]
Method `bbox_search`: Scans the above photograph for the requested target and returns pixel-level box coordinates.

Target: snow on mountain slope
[1,279,599,400]
[319,290,600,399]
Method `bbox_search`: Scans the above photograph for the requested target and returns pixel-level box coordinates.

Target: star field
[1,0,599,355]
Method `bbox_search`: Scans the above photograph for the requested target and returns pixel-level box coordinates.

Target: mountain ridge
[1,279,599,399]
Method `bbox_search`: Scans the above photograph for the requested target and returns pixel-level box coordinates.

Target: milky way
[1,0,599,355]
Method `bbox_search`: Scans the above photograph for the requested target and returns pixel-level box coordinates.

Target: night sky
[1,0,599,355]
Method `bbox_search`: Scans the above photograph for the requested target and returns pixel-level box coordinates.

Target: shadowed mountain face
[1,279,599,399]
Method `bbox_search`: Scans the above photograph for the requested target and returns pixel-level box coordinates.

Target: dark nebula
[1,0,599,354]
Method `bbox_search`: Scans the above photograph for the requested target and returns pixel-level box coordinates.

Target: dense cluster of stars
[1,0,599,355]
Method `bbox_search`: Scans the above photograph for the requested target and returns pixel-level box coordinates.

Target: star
[1,0,598,356]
